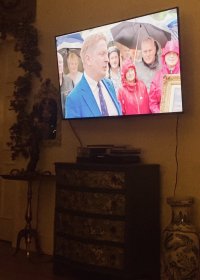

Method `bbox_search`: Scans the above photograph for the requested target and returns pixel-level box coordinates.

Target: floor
[0,240,75,280]
[0,240,162,280]
[0,241,116,280]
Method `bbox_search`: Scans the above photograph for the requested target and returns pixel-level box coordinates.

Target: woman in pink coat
[149,40,180,113]
[118,60,150,115]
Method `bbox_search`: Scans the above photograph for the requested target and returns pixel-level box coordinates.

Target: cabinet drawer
[55,212,125,242]
[56,189,125,216]
[56,168,125,190]
[55,236,124,270]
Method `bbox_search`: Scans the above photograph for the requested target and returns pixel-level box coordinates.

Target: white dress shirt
[84,72,118,116]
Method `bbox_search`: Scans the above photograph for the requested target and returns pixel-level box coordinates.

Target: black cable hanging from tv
[173,114,179,196]
[68,120,83,147]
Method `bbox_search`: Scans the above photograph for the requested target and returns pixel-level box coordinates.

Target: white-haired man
[65,33,122,118]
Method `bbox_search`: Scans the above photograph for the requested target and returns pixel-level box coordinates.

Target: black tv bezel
[55,6,183,121]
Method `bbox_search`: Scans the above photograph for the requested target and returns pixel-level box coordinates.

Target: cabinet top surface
[54,162,159,169]
[55,162,159,165]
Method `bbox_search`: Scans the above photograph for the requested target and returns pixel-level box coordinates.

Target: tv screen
[55,7,183,120]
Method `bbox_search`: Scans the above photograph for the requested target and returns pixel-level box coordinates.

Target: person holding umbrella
[118,60,150,115]
[135,37,161,93]
[111,21,171,93]
[149,40,180,113]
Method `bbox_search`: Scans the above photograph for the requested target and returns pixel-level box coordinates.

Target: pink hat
[162,40,179,56]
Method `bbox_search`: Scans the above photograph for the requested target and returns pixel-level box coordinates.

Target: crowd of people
[57,32,181,119]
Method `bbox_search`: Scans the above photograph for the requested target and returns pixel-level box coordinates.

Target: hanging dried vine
[0,2,61,176]
[0,21,42,161]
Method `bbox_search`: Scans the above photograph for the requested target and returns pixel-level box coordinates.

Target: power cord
[173,114,179,196]
[68,120,83,147]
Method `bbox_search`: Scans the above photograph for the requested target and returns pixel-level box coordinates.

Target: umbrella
[166,19,178,40]
[56,32,83,45]
[56,32,83,50]
[111,21,171,50]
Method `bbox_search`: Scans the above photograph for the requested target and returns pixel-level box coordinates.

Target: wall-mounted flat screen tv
[55,7,183,120]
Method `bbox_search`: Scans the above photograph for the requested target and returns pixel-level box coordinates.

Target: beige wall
[1,0,200,254]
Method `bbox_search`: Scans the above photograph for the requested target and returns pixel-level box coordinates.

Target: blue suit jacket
[65,75,122,119]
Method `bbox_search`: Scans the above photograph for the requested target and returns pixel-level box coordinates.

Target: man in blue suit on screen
[65,33,122,119]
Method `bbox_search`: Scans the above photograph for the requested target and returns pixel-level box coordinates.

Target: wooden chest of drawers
[54,163,160,279]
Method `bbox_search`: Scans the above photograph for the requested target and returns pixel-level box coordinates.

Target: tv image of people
[56,7,182,119]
